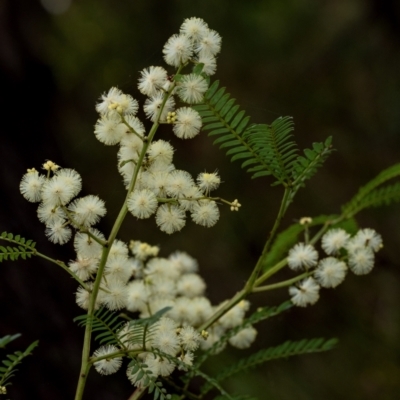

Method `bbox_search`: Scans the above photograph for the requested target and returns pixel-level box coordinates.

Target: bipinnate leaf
[342,163,400,217]
[200,337,338,395]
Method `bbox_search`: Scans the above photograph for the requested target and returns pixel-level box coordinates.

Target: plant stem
[198,289,247,332]
[252,271,310,293]
[245,187,291,291]
[127,387,146,400]
[74,84,176,400]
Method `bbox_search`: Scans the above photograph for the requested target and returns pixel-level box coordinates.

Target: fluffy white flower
[93,345,122,375]
[180,17,209,42]
[197,171,220,194]
[176,273,206,297]
[229,326,257,349]
[127,189,158,219]
[75,283,102,310]
[145,257,180,280]
[41,175,77,207]
[173,107,202,139]
[163,34,193,67]
[69,256,98,281]
[353,228,383,252]
[138,66,168,96]
[145,353,175,377]
[69,195,106,227]
[314,257,347,288]
[177,185,203,211]
[287,243,318,271]
[104,254,133,282]
[45,221,72,244]
[96,87,138,115]
[191,200,220,227]
[177,74,208,104]
[289,277,320,307]
[169,251,198,273]
[179,325,201,351]
[37,203,66,225]
[166,170,194,198]
[321,228,350,255]
[195,29,222,57]
[147,140,175,166]
[143,92,175,122]
[219,300,249,329]
[96,87,122,114]
[20,170,45,202]
[100,277,128,310]
[148,276,177,300]
[109,239,129,258]
[151,329,180,356]
[178,351,194,370]
[121,114,146,138]
[191,297,214,325]
[94,113,126,145]
[348,246,375,275]
[74,229,105,259]
[196,54,217,75]
[125,280,150,312]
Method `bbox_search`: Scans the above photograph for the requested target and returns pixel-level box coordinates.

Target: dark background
[1,0,400,399]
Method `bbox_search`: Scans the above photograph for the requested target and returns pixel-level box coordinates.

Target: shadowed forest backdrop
[1,0,400,399]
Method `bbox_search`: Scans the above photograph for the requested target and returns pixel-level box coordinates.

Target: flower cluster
[90,17,236,234]
[287,227,383,307]
[19,165,106,245]
[85,244,256,385]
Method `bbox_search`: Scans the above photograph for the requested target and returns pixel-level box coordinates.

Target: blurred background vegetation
[1,0,400,399]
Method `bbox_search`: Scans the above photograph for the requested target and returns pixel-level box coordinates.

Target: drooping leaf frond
[195,81,334,188]
[74,308,125,346]
[201,337,338,396]
[0,340,38,388]
[0,232,36,262]
[0,334,21,349]
[242,118,297,184]
[127,358,171,400]
[342,163,400,217]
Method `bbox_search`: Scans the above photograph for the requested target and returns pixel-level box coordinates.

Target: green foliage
[0,338,38,389]
[194,81,334,188]
[0,335,21,350]
[75,308,125,346]
[342,163,400,217]
[200,337,337,396]
[0,232,36,262]
[128,358,171,400]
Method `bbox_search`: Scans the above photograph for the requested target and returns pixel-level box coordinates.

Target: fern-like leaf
[195,81,333,189]
[200,337,337,395]
[0,232,36,262]
[0,340,38,388]
[0,334,21,349]
[74,308,125,346]
[243,118,297,184]
[342,163,400,217]
[289,136,334,192]
[127,358,171,400]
